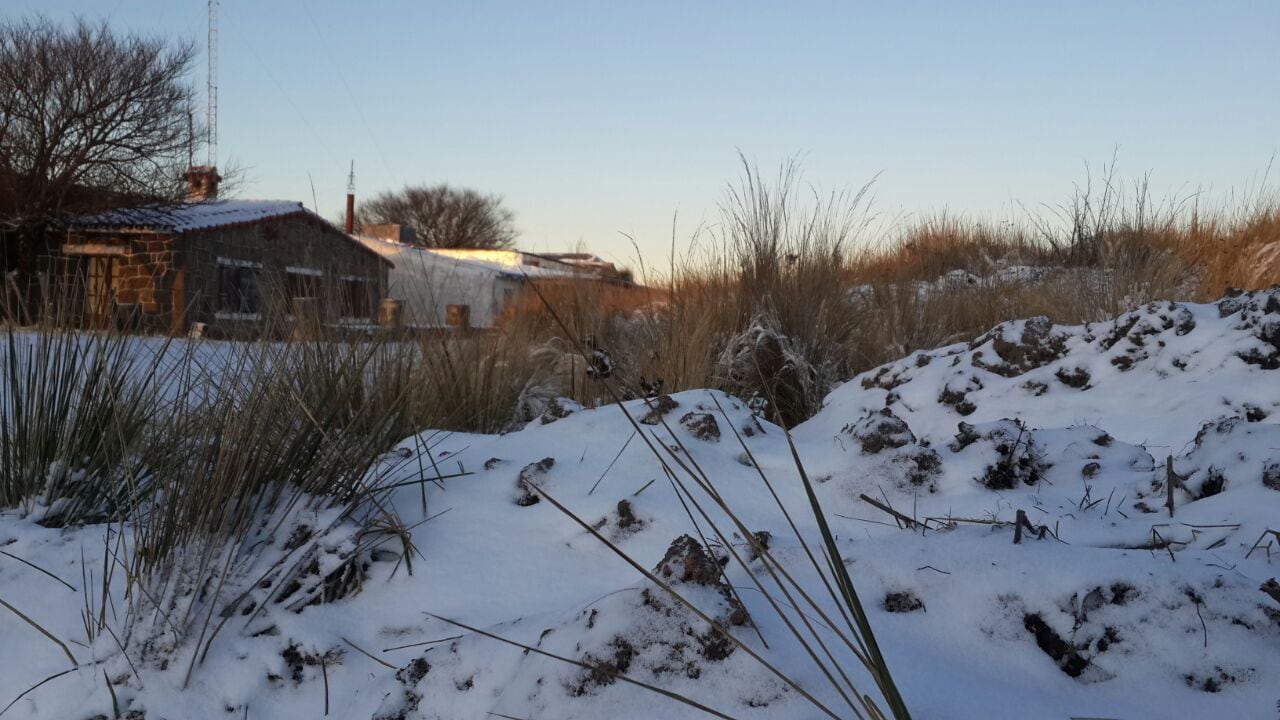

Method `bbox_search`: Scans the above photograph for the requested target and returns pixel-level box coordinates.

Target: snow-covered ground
[2,289,1279,719]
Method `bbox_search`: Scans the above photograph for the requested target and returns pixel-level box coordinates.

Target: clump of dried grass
[0,304,439,683]
[405,324,570,433]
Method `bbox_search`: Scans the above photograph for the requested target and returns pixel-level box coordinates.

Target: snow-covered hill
[2,289,1279,719]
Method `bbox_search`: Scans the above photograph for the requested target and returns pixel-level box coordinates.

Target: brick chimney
[362,223,417,245]
[184,166,221,201]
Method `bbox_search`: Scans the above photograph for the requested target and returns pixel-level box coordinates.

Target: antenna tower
[207,0,218,167]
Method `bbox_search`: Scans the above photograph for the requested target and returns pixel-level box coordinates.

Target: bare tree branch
[0,15,202,283]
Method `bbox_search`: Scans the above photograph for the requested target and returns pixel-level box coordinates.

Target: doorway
[84,255,118,328]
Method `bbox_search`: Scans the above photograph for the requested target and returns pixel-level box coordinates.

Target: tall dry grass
[496,158,1278,427]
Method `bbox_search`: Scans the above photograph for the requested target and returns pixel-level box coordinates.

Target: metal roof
[69,199,307,232]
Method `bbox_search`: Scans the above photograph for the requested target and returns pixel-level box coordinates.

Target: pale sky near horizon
[11,1,1280,269]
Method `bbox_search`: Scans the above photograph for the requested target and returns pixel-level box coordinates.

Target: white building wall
[356,236,521,328]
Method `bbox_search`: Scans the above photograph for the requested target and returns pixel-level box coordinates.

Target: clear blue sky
[13,1,1280,266]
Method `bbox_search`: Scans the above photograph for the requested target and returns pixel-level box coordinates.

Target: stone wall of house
[60,230,177,328]
[121,234,176,314]
[180,214,389,337]
[63,214,388,336]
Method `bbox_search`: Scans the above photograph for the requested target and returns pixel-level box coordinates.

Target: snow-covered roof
[70,199,308,232]
[540,253,624,277]
[356,238,589,281]
[427,248,589,279]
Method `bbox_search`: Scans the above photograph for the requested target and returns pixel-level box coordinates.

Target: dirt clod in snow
[655,535,726,587]
[1177,417,1280,498]
[1198,469,1227,498]
[566,536,757,697]
[1227,290,1280,368]
[951,419,1047,490]
[862,364,911,391]
[1185,666,1248,693]
[1022,379,1049,396]
[1055,366,1091,389]
[680,412,721,442]
[1263,462,1280,491]
[938,384,978,416]
[612,499,646,537]
[748,530,772,561]
[374,657,431,720]
[280,642,343,684]
[844,408,915,454]
[515,457,556,506]
[654,535,749,626]
[539,397,577,425]
[839,409,943,490]
[575,637,638,693]
[883,591,925,613]
[1023,613,1090,678]
[1109,583,1138,605]
[639,395,679,425]
[740,415,767,437]
[1243,404,1269,422]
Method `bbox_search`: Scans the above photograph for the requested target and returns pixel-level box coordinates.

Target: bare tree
[0,16,201,286]
[358,184,517,249]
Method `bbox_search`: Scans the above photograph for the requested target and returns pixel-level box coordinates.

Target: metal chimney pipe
[345,161,356,234]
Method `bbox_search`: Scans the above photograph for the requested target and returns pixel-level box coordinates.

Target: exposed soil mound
[971,316,1068,377]
[950,419,1047,490]
[843,408,916,454]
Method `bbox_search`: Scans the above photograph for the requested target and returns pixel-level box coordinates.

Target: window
[342,277,374,319]
[285,268,322,301]
[216,263,260,316]
[446,304,471,328]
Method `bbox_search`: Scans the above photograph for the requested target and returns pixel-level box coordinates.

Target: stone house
[60,168,391,337]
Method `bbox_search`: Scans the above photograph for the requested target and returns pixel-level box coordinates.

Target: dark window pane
[217,264,259,314]
[343,278,372,318]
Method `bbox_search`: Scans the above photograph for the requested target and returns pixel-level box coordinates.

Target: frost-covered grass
[0,324,432,702]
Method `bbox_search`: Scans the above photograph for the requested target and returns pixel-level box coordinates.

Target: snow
[2,289,1280,718]
[848,263,1105,304]
[70,200,309,232]
[426,248,594,280]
